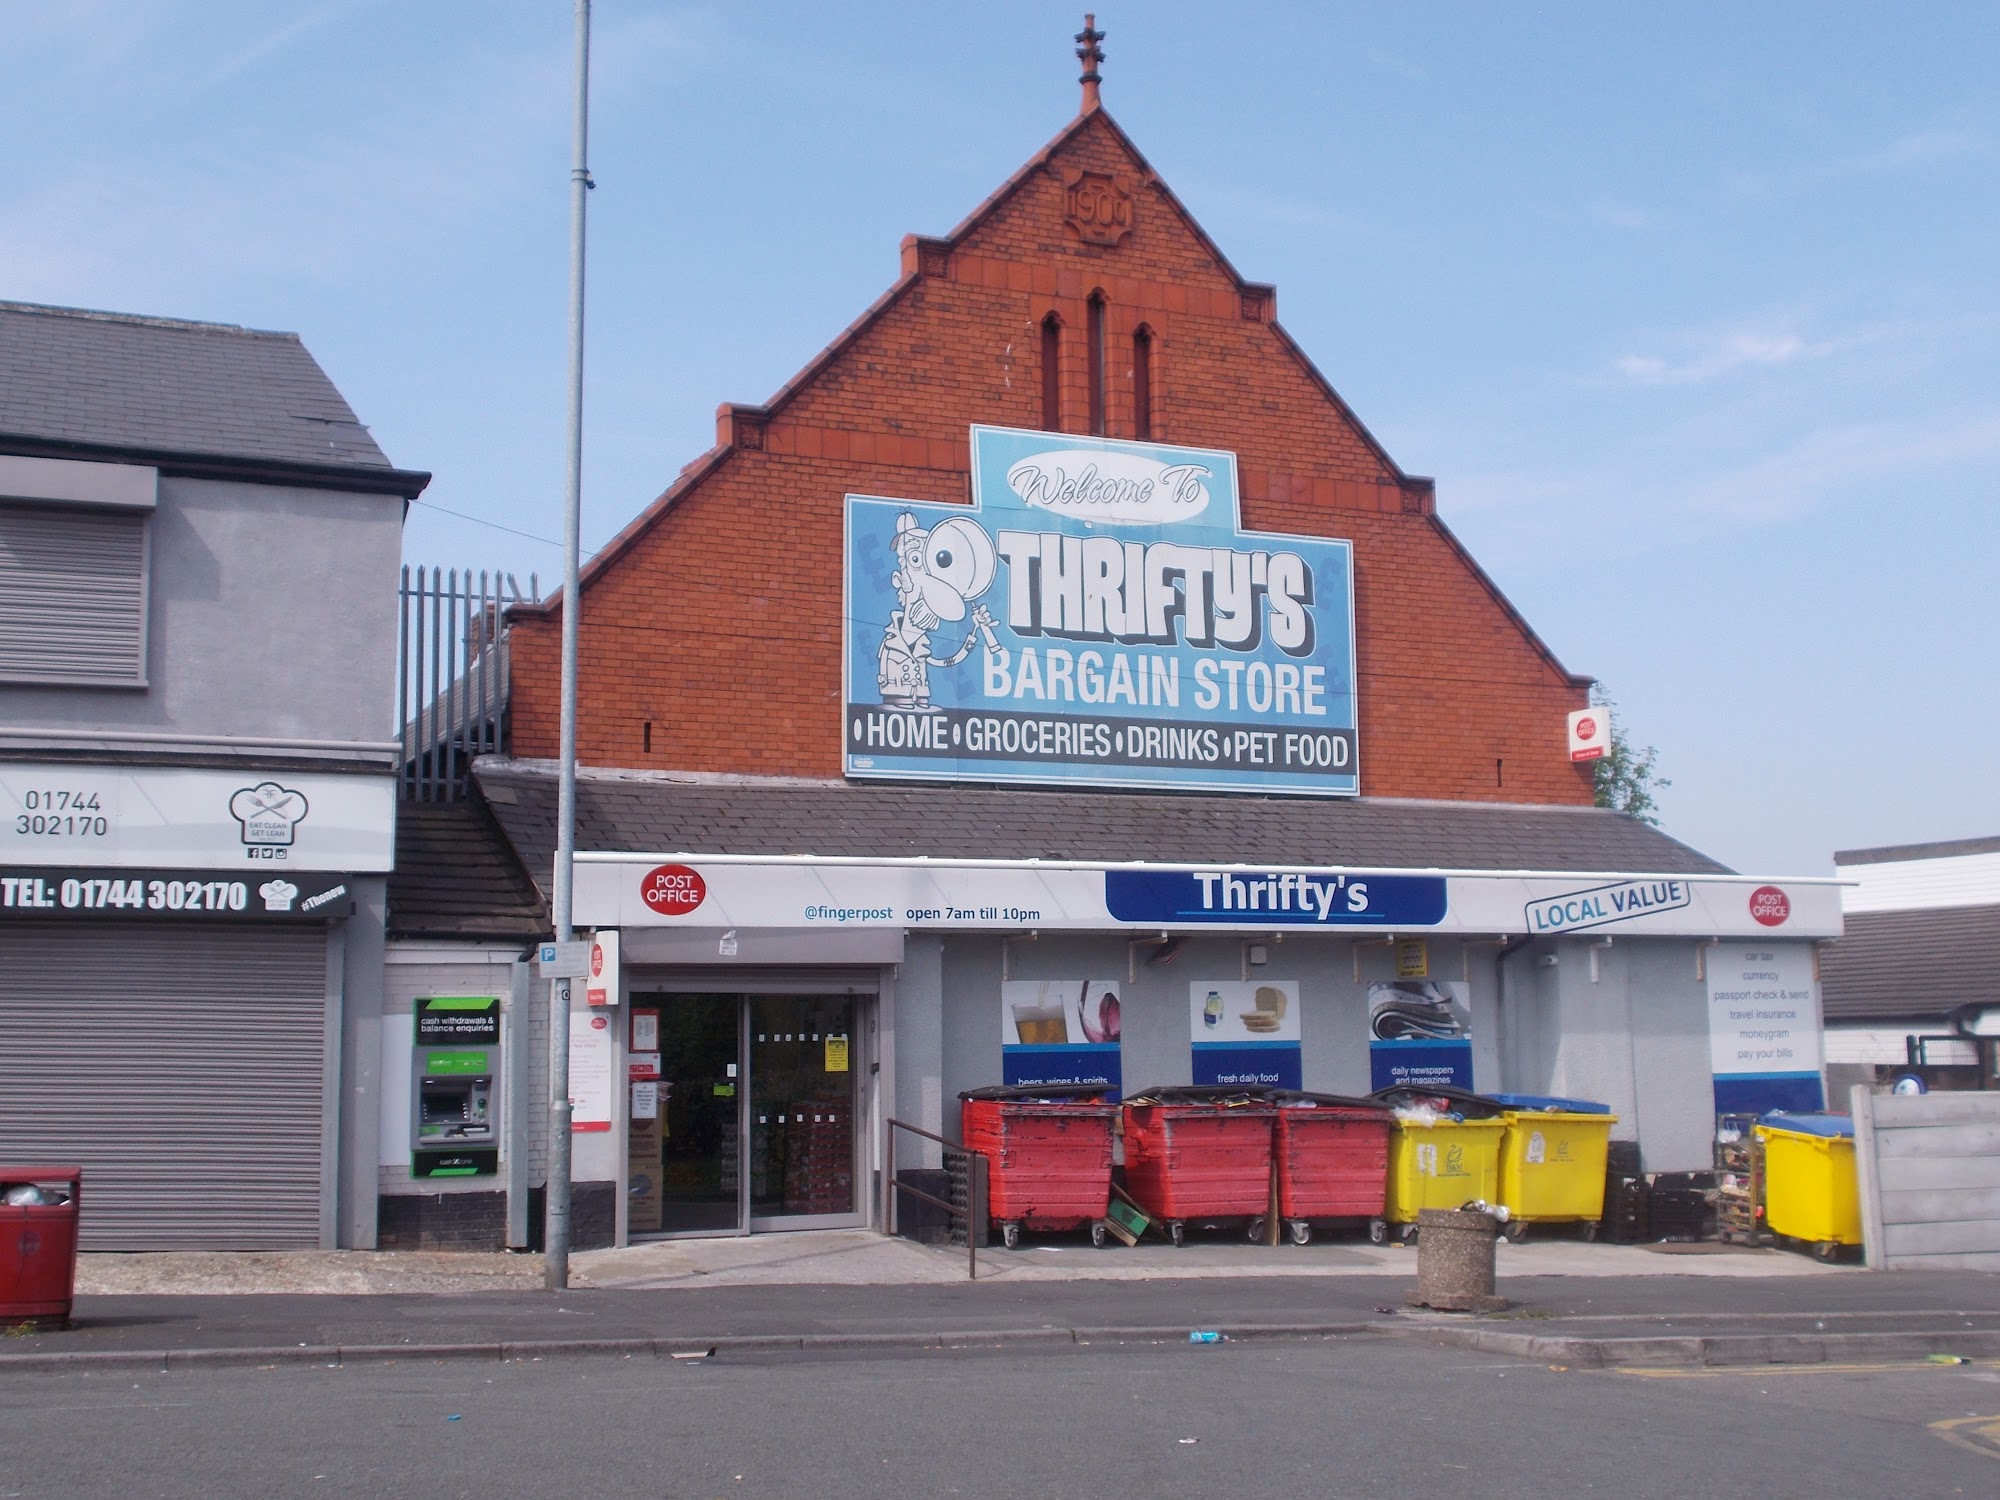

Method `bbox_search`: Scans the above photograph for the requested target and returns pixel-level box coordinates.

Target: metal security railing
[397,565,538,802]
[884,1117,987,1280]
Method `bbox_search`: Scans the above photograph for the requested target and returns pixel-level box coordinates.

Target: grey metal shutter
[0,922,329,1250]
[0,504,147,684]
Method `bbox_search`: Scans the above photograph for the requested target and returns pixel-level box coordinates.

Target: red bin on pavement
[961,1087,1118,1249]
[1269,1093,1393,1245]
[1,1166,83,1330]
[1121,1089,1276,1246]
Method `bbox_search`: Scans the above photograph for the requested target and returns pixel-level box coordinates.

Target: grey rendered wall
[4,475,404,742]
[1497,936,1715,1173]
[893,935,946,1166]
[1621,941,1717,1172]
[336,876,387,1247]
[936,933,1503,1112]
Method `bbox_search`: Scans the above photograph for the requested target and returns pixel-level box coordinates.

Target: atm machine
[411,995,502,1177]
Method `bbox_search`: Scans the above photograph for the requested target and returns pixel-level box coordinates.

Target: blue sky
[6,2,1996,876]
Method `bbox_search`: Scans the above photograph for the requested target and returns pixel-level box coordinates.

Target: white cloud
[1590,199,1650,231]
[1849,125,1985,173]
[1614,331,1819,385]
[1681,408,2000,522]
[1610,313,1915,388]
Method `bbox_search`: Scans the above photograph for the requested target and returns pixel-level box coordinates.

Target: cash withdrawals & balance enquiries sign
[843,426,1358,795]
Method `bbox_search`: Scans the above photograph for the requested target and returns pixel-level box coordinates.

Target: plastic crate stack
[1713,1113,1764,1245]
[781,1105,853,1215]
[1599,1139,1650,1243]
[1647,1170,1714,1241]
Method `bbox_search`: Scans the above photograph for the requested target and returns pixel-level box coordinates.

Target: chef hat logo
[230,782,309,845]
[259,879,300,912]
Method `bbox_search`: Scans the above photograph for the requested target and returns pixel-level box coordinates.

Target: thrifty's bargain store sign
[843,427,1358,796]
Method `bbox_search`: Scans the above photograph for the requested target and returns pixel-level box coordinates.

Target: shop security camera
[1538,953,1560,968]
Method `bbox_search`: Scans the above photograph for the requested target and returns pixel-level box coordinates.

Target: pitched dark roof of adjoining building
[1835,834,2000,866]
[0,300,428,496]
[388,798,548,941]
[470,759,1733,897]
[1819,903,2000,1023]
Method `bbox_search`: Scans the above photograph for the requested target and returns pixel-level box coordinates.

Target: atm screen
[420,1077,491,1126]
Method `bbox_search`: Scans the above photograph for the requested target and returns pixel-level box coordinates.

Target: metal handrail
[884,1116,986,1280]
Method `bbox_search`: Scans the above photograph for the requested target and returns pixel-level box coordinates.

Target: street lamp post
[546,0,592,1294]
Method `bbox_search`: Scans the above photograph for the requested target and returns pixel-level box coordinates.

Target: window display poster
[1367,980,1473,1092]
[568,1008,615,1132]
[1190,981,1301,1090]
[1000,979,1121,1092]
[1706,943,1824,1114]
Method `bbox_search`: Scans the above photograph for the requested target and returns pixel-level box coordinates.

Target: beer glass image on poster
[1000,979,1122,1091]
[1190,981,1301,1089]
[843,426,1358,797]
[1367,980,1472,1091]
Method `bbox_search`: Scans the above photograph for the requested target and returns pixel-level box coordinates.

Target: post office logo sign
[229,781,309,854]
[641,863,707,917]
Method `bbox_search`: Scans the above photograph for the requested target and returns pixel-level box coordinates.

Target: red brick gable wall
[507,109,1594,805]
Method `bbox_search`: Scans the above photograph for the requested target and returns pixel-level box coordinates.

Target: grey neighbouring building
[0,299,427,1250]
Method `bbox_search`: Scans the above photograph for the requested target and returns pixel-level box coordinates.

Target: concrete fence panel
[1852,1086,2000,1271]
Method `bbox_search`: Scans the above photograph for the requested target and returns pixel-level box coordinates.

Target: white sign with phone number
[0,764,393,871]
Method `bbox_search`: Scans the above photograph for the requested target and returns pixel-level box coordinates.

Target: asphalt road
[4,1336,1998,1499]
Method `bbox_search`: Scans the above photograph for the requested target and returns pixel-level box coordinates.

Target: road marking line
[1930,1413,2000,1462]
[1618,1361,1971,1379]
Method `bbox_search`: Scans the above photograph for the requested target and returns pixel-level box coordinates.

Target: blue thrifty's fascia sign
[843,426,1358,795]
[1105,868,1448,927]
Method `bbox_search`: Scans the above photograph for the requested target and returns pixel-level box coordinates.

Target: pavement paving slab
[4,1230,1992,1372]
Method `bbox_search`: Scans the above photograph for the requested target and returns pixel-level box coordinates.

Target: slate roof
[387,798,549,941]
[470,759,1733,897]
[1835,834,2000,866]
[1819,903,2000,1022]
[0,300,427,493]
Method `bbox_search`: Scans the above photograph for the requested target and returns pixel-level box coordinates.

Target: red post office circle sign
[641,863,707,917]
[1748,885,1792,927]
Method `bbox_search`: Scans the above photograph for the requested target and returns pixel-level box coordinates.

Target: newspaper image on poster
[1000,979,1121,1091]
[844,426,1358,796]
[1367,979,1473,1092]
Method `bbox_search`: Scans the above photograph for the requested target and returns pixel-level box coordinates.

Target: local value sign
[843,426,1358,796]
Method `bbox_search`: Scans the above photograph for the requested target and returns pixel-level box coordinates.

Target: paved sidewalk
[69,1228,1853,1296]
[6,1231,1994,1373]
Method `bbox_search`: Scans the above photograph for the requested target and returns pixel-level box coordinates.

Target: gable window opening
[1039,313,1063,432]
[1132,324,1154,441]
[1086,291,1107,436]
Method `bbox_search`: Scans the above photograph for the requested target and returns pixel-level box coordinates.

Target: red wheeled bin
[1269,1093,1393,1246]
[961,1086,1118,1249]
[2,1166,83,1331]
[1121,1088,1277,1246]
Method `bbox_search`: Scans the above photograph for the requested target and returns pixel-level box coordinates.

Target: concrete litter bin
[1404,1206,1508,1313]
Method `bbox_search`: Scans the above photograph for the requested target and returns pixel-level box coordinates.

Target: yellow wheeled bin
[1492,1094,1617,1240]
[1383,1115,1507,1238]
[1754,1114,1861,1260]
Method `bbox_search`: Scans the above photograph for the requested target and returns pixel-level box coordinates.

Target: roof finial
[1075,13,1105,113]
